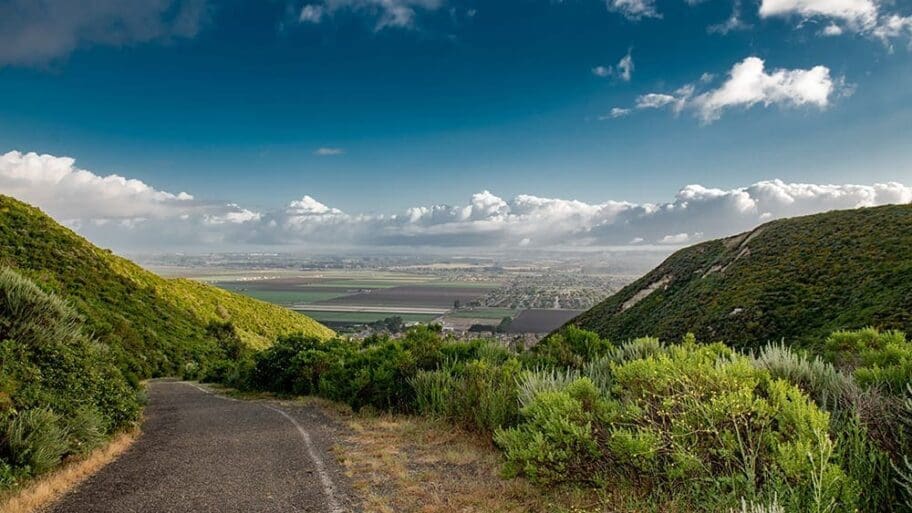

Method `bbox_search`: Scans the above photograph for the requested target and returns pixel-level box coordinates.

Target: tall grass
[3,409,69,475]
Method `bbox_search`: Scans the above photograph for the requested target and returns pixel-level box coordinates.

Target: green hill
[0,195,333,377]
[571,204,912,349]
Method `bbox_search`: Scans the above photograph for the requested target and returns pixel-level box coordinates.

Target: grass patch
[0,429,138,513]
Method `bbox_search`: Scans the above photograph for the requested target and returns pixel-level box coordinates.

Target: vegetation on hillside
[0,195,333,378]
[0,268,141,489]
[212,324,911,512]
[570,204,912,350]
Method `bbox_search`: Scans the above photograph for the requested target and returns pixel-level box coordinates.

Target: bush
[825,328,912,393]
[528,325,613,368]
[0,267,140,485]
[495,378,604,484]
[497,341,859,511]
[2,408,68,475]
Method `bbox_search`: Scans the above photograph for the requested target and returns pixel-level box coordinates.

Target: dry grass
[0,429,138,513]
[330,412,631,513]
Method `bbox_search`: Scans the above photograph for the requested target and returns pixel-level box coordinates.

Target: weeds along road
[46,380,358,513]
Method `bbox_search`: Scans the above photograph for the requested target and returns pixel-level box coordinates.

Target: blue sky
[1,0,911,251]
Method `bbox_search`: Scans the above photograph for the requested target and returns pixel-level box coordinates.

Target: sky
[0,0,911,253]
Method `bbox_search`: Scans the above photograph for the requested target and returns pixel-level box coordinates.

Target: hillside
[571,203,912,349]
[0,195,333,377]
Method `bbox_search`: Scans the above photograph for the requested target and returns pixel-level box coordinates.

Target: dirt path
[45,380,359,513]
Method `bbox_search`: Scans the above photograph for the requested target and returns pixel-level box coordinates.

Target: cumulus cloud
[759,0,878,28]
[314,147,345,156]
[4,150,911,252]
[692,57,837,122]
[297,0,444,30]
[0,150,261,248]
[0,0,208,67]
[622,57,844,123]
[758,0,912,47]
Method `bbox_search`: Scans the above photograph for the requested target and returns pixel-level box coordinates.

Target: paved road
[47,381,358,513]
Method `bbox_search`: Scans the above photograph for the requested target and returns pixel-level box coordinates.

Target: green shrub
[825,328,912,393]
[528,325,613,368]
[458,358,521,433]
[497,341,858,511]
[495,377,604,484]
[2,408,68,475]
[64,407,106,456]
[411,366,457,419]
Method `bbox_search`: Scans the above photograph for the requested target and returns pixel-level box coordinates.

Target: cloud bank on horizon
[3,150,910,252]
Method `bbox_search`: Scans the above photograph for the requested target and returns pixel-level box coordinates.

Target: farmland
[149,253,653,335]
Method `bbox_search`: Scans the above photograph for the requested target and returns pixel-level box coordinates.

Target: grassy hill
[0,195,333,378]
[571,204,912,349]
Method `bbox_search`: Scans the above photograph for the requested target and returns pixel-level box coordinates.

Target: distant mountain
[570,204,912,349]
[0,195,333,377]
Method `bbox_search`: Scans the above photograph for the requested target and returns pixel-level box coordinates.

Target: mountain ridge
[0,194,333,377]
[570,203,912,348]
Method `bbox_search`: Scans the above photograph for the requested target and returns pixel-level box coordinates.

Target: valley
[148,254,657,336]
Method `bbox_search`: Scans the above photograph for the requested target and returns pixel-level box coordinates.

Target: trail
[46,381,358,513]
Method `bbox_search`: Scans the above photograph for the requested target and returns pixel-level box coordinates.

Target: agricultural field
[506,309,584,334]
[151,258,635,335]
[316,285,497,309]
[293,310,441,326]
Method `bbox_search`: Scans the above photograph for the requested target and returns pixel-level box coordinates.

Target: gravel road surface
[46,380,358,513]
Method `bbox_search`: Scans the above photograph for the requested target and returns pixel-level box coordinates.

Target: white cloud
[636,93,678,109]
[297,0,444,30]
[0,150,260,248]
[592,50,634,81]
[300,5,326,23]
[4,150,912,252]
[659,232,701,244]
[0,0,208,67]
[759,0,878,28]
[599,107,632,119]
[592,65,611,77]
[314,147,345,156]
[606,0,660,20]
[693,57,836,122]
[758,0,912,46]
[822,23,844,35]
[708,1,751,34]
[871,14,912,47]
[625,57,843,123]
[617,50,634,81]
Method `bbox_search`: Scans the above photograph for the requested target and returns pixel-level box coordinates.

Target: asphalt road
[46,381,358,513]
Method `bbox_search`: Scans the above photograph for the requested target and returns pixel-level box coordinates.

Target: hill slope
[571,204,912,349]
[0,195,333,377]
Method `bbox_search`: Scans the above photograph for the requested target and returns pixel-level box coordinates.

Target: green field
[293,310,441,324]
[215,286,351,305]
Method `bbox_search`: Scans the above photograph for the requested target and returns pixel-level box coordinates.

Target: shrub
[825,328,912,393]
[0,267,140,485]
[528,325,613,368]
[412,356,520,433]
[412,366,457,419]
[2,408,68,475]
[495,377,605,484]
[497,341,858,511]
